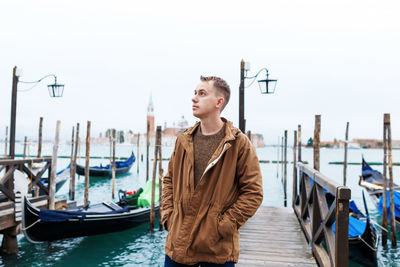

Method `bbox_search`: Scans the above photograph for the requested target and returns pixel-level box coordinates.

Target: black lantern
[257,72,277,94]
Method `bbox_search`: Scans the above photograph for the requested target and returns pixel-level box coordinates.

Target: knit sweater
[193,123,225,188]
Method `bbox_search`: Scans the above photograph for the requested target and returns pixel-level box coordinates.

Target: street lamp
[239,60,277,133]
[9,66,65,158]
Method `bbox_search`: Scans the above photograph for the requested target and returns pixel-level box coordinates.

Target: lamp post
[239,59,277,133]
[9,66,64,159]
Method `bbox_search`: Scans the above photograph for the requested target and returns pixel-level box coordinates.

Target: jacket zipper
[198,142,228,183]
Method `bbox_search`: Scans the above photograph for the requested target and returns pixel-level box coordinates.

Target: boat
[40,164,70,193]
[359,158,400,229]
[75,152,135,177]
[22,180,159,243]
[347,194,378,267]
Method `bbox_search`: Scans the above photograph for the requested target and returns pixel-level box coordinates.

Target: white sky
[0,0,399,144]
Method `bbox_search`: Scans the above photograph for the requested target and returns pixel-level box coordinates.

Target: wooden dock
[238,206,317,267]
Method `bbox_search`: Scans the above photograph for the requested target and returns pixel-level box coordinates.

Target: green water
[1,143,399,266]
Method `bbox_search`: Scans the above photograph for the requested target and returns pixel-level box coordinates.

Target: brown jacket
[161,119,263,264]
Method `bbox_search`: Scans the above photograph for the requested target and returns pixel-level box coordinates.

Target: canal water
[0,143,399,266]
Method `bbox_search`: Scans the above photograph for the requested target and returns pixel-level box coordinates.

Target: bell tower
[147,94,155,133]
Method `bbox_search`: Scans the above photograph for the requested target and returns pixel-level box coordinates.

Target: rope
[22,219,40,231]
[357,235,377,252]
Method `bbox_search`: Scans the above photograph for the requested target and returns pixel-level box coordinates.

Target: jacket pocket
[189,205,232,257]
[217,214,236,239]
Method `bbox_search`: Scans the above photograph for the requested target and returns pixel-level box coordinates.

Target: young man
[162,76,263,266]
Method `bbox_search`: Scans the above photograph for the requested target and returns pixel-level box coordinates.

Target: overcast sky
[1,0,399,144]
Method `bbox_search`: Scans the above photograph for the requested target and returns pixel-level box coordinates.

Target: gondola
[347,195,378,267]
[40,164,70,193]
[75,152,135,177]
[22,194,159,243]
[359,158,400,229]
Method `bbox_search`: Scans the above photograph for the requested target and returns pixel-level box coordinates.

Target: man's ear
[216,96,225,109]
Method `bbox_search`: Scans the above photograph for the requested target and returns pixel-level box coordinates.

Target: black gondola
[22,195,159,243]
[75,152,135,177]
[359,157,400,229]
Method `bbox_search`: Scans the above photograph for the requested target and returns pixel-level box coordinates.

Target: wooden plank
[238,206,317,266]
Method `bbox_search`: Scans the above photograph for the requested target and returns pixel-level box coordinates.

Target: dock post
[150,126,161,230]
[69,126,75,198]
[335,186,350,267]
[276,137,280,178]
[283,130,287,207]
[292,130,297,207]
[298,125,302,162]
[37,117,43,158]
[385,113,397,246]
[281,136,284,179]
[70,123,79,200]
[84,121,91,208]
[112,132,116,199]
[246,130,251,142]
[49,120,61,210]
[313,115,321,171]
[23,136,27,158]
[343,122,349,186]
[157,127,163,230]
[137,133,140,173]
[382,114,388,246]
[146,120,150,181]
[4,126,8,157]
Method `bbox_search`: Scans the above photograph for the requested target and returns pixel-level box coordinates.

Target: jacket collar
[183,117,239,143]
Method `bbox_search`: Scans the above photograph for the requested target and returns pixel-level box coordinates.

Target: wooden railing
[293,162,351,267]
[0,158,52,202]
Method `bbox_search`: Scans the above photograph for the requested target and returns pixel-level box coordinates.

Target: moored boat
[75,152,135,177]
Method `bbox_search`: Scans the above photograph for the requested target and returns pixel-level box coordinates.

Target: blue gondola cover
[378,190,400,219]
[39,207,129,223]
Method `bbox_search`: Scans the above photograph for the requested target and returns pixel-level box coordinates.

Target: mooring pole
[150,126,161,230]
[292,130,297,207]
[343,122,349,186]
[112,134,116,199]
[298,125,302,162]
[69,126,75,200]
[70,123,79,201]
[239,59,246,133]
[157,126,163,230]
[49,120,61,210]
[137,133,140,174]
[146,120,150,182]
[314,115,321,171]
[284,130,287,207]
[276,136,280,178]
[281,136,284,179]
[23,136,27,159]
[37,117,43,158]
[9,67,18,159]
[4,126,8,157]
[386,113,397,246]
[84,121,91,208]
[382,114,388,246]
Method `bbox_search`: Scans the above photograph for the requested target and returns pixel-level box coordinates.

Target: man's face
[192,81,222,119]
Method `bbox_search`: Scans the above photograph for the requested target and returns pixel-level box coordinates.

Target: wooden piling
[150,126,161,230]
[284,130,287,207]
[343,122,349,186]
[281,136,284,179]
[157,127,163,230]
[386,114,397,246]
[292,130,297,207]
[69,126,75,199]
[48,120,61,210]
[84,121,91,208]
[137,133,140,173]
[112,136,116,199]
[4,126,8,157]
[23,136,27,159]
[37,117,43,158]
[298,125,302,162]
[70,123,79,200]
[247,130,251,142]
[382,114,388,246]
[146,120,150,181]
[313,115,321,171]
[276,137,280,178]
